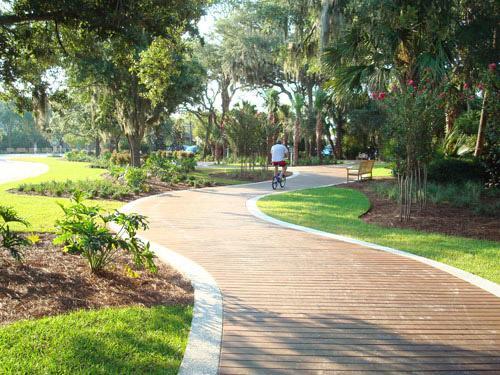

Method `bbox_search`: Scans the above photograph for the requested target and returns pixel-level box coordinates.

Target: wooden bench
[346,160,375,182]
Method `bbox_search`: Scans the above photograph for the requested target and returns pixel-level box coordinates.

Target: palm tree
[264,89,281,163]
[292,93,305,166]
[314,89,328,161]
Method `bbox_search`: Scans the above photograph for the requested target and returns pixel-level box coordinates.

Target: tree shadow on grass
[58,307,192,375]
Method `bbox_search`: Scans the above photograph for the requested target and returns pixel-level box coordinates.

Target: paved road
[124,166,500,374]
[0,157,49,185]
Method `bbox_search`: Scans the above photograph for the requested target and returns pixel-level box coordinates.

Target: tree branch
[0,12,68,26]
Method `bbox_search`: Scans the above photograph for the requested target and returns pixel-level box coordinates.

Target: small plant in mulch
[0,206,35,261]
[54,192,157,274]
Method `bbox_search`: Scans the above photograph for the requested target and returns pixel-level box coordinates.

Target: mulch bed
[0,233,193,326]
[343,179,500,242]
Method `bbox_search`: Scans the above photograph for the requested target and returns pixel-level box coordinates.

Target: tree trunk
[95,136,101,157]
[128,134,141,167]
[474,90,489,157]
[334,118,344,159]
[305,137,310,158]
[316,112,323,161]
[293,118,301,166]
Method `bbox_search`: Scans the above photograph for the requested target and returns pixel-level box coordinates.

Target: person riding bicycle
[270,139,289,179]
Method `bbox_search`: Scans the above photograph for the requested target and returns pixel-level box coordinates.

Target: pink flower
[371,92,379,99]
[463,83,470,90]
[407,79,415,87]
[378,92,386,100]
[488,63,496,71]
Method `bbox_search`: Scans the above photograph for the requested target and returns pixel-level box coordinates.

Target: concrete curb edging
[140,236,222,375]
[109,225,222,375]
[246,190,500,298]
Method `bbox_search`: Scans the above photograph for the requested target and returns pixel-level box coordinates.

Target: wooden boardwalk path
[129,166,500,374]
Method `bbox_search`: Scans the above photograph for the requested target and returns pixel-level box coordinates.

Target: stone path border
[110,201,223,375]
[247,185,500,298]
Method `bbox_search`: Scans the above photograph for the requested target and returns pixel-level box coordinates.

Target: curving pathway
[0,157,49,184]
[123,166,500,374]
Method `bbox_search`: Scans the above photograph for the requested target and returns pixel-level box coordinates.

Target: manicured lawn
[0,306,192,374]
[258,187,500,283]
[0,157,122,232]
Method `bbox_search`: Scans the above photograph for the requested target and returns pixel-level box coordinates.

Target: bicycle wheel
[279,175,286,188]
[271,177,278,190]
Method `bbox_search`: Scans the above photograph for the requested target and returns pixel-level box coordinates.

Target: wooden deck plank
[130,166,500,374]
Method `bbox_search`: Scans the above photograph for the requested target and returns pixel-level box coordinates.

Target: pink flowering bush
[378,76,444,220]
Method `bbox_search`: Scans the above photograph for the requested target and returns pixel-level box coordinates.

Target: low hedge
[17,179,134,200]
[427,157,488,184]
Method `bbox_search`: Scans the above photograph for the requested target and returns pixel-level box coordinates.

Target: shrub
[65,150,95,162]
[54,193,156,274]
[124,167,148,193]
[178,157,196,173]
[17,179,134,200]
[372,180,495,210]
[427,157,488,184]
[110,151,131,166]
[0,206,32,261]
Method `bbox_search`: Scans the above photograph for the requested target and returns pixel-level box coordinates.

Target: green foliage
[54,193,156,273]
[0,205,31,261]
[427,157,487,184]
[383,81,444,172]
[64,150,95,162]
[124,167,148,193]
[481,116,500,188]
[17,179,133,200]
[0,102,50,150]
[226,102,266,161]
[110,151,132,166]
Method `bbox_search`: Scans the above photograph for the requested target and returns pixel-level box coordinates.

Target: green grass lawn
[258,187,500,283]
[0,306,192,374]
[1,157,122,232]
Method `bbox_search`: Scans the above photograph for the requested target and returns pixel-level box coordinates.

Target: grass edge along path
[0,157,122,232]
[258,186,500,284]
[0,305,192,374]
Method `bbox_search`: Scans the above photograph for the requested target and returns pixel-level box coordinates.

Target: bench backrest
[358,160,375,174]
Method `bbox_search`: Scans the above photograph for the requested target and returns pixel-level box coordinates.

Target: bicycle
[271,171,286,190]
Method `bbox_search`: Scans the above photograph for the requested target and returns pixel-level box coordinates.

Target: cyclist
[270,139,289,179]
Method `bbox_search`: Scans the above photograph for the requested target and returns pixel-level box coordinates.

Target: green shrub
[179,157,196,173]
[124,167,148,193]
[108,165,126,179]
[427,157,488,184]
[473,201,500,217]
[65,150,95,162]
[17,179,134,200]
[54,193,156,273]
[0,206,32,261]
[110,151,131,166]
[372,180,494,210]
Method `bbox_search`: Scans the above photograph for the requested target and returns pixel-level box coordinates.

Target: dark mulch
[0,233,193,326]
[343,179,500,242]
